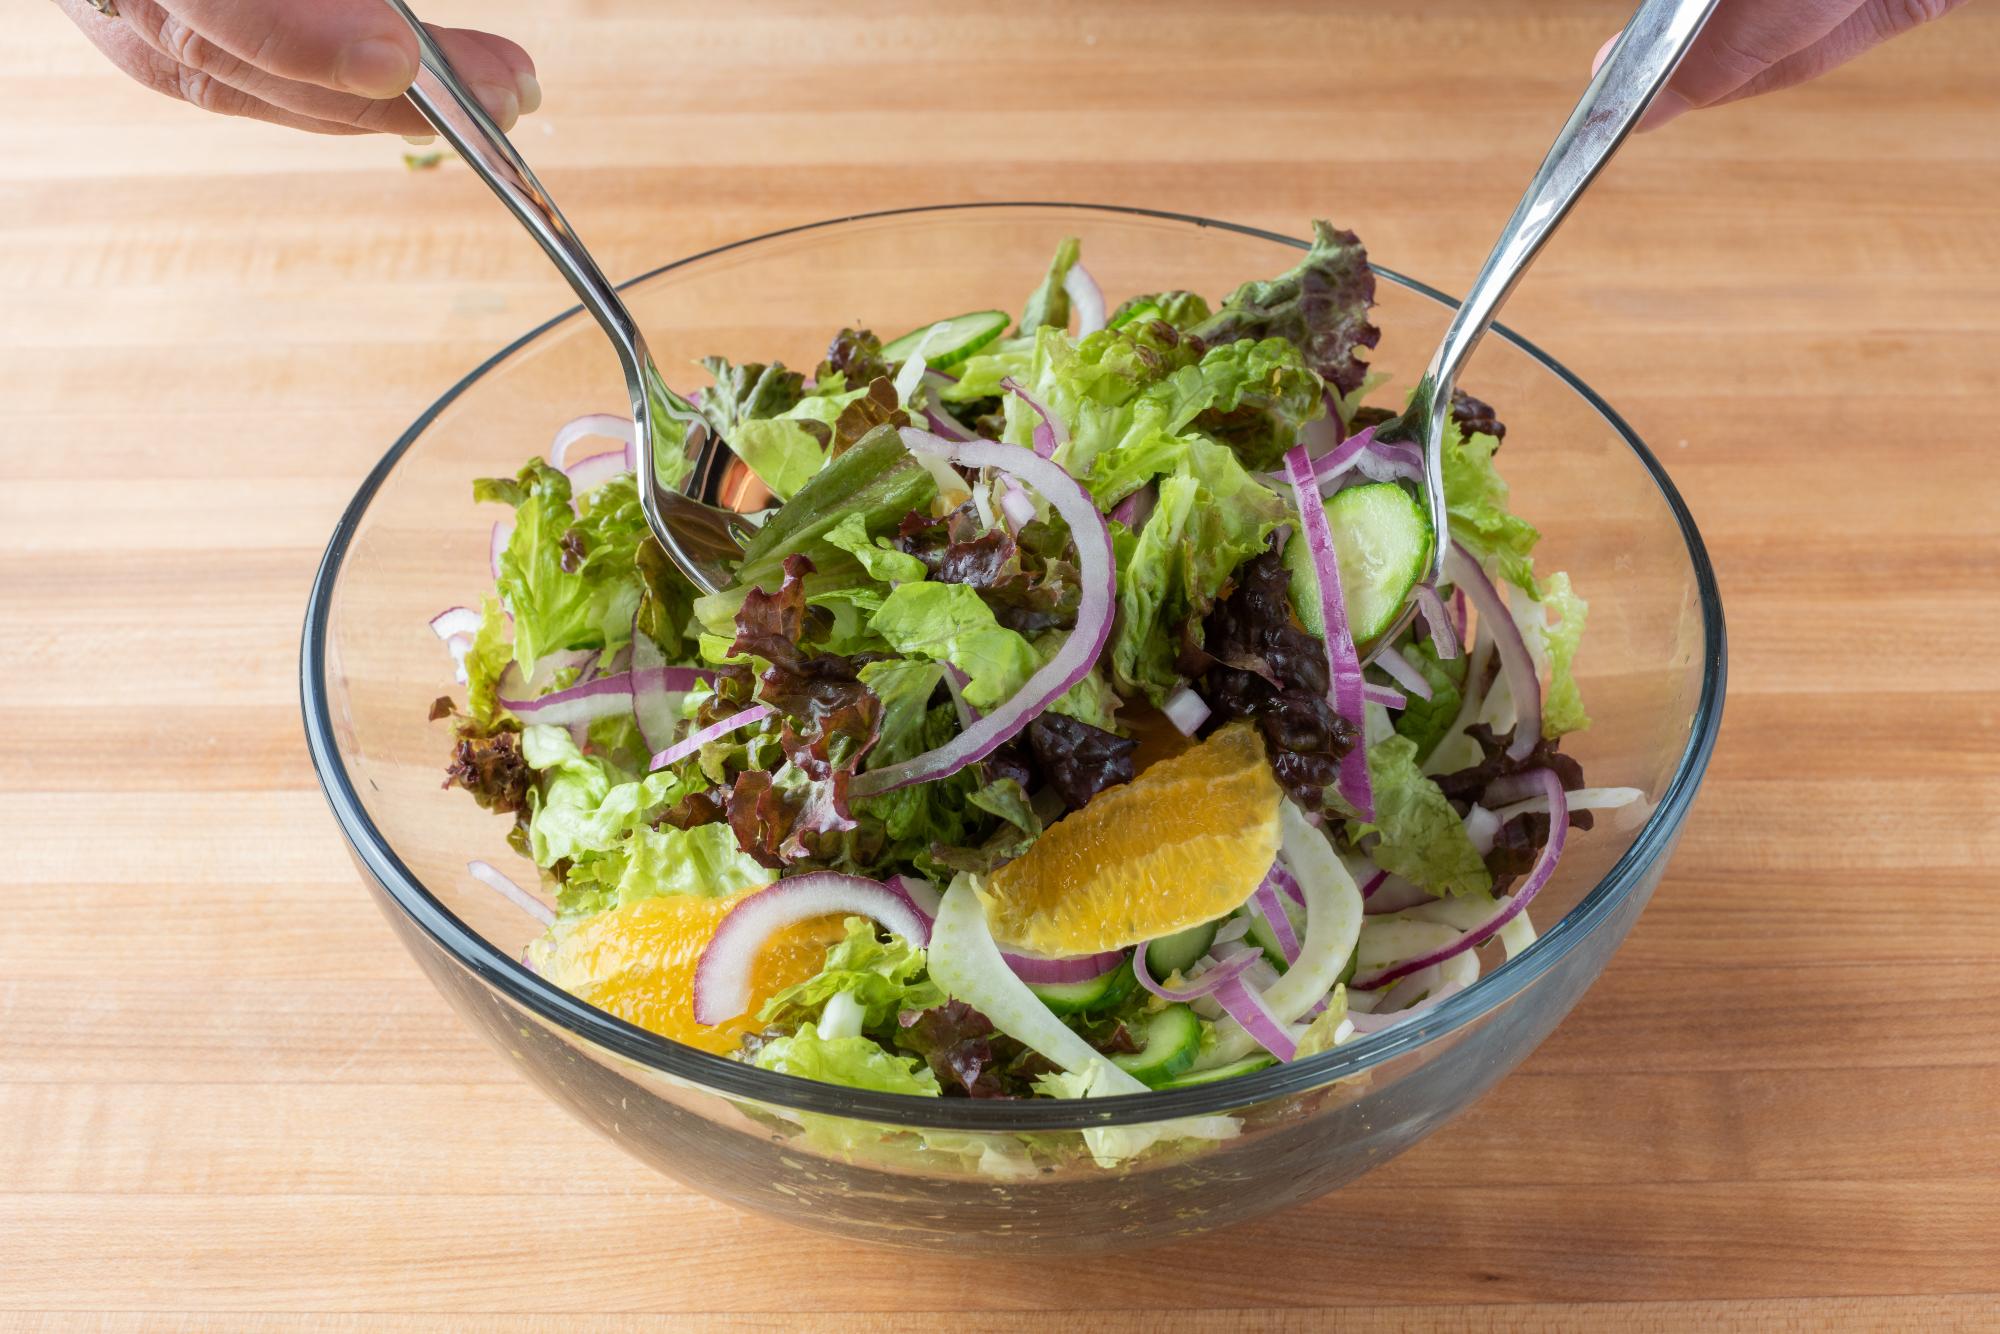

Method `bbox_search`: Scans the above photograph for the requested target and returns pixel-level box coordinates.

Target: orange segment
[529,891,846,1054]
[980,722,1283,955]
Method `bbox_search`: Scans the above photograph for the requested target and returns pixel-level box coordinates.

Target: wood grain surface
[4,0,1997,1328]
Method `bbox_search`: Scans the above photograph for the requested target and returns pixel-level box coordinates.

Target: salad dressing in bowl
[302,204,1723,1251]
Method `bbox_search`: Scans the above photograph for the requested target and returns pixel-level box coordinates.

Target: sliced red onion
[1284,445,1373,819]
[647,703,773,772]
[998,478,1038,531]
[1362,875,1435,915]
[1358,867,1390,899]
[1354,769,1565,990]
[1374,644,1434,701]
[468,859,554,928]
[1065,263,1107,335]
[499,670,638,727]
[1004,948,1126,985]
[885,873,942,918]
[1132,941,1261,1002]
[1413,583,1460,660]
[1251,871,1301,965]
[1445,542,1542,761]
[563,447,628,495]
[1290,424,1376,491]
[1301,407,1346,459]
[1109,482,1157,535]
[1212,974,1298,1061]
[1453,588,1469,643]
[1363,683,1408,710]
[1270,862,1307,907]
[444,633,473,684]
[430,606,481,641]
[691,873,930,1025]
[999,378,1067,459]
[922,405,976,443]
[1353,439,1424,485]
[490,519,512,579]
[1347,980,1466,1033]
[548,413,634,471]
[630,621,713,755]
[1161,685,1211,736]
[851,430,1114,797]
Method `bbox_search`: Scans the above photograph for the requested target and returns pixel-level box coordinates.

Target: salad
[429,221,1638,1110]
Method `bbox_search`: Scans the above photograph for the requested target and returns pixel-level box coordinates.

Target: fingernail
[516,71,542,116]
[1637,89,1692,133]
[335,37,417,99]
[478,86,521,133]
[403,134,436,146]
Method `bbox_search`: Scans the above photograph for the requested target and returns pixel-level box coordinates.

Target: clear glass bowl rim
[299,202,1727,1131]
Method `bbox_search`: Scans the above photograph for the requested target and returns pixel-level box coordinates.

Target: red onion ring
[691,873,930,1025]
[1004,948,1127,985]
[490,520,512,580]
[1108,482,1157,534]
[998,478,1037,531]
[1445,542,1542,761]
[1212,974,1298,1061]
[884,874,942,918]
[499,670,642,727]
[1362,683,1408,710]
[1353,768,1565,990]
[429,606,481,641]
[1348,980,1466,1032]
[467,859,554,928]
[548,413,634,471]
[563,447,628,495]
[999,378,1066,459]
[1284,444,1373,819]
[647,704,773,772]
[1064,262,1107,335]
[1250,872,1301,965]
[1132,941,1261,1003]
[850,429,1115,797]
[1373,644,1434,701]
[1413,583,1460,660]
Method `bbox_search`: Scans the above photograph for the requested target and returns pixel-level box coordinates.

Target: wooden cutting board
[3,1,1995,1328]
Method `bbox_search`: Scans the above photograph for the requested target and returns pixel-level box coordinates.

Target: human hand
[1596,0,1966,129]
[57,0,536,136]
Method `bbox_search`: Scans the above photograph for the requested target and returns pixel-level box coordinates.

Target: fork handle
[1414,0,1720,582]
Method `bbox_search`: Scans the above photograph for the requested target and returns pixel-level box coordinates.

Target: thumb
[155,0,420,99]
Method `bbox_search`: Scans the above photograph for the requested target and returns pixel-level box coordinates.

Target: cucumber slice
[880,310,1010,369]
[1108,298,1163,330]
[1026,959,1138,1016]
[1144,921,1220,979]
[1285,481,1433,645]
[1111,1004,1203,1086]
[1154,1054,1278,1089]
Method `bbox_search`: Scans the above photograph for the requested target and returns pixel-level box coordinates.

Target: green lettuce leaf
[729,424,936,595]
[758,916,946,1029]
[695,356,805,441]
[1019,235,1081,333]
[1350,734,1491,897]
[1441,420,1540,597]
[870,582,1039,710]
[751,1022,941,1097]
[520,724,694,868]
[1108,290,1212,331]
[1108,437,1288,703]
[1187,336,1326,471]
[1391,640,1468,764]
[558,821,768,920]
[475,462,650,675]
[1537,570,1590,738]
[464,595,515,727]
[823,510,928,585]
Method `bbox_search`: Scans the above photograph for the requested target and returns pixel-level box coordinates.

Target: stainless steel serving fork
[382,0,753,595]
[1366,0,1718,654]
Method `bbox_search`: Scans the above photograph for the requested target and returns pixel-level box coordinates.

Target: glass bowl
[301,204,1724,1252]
